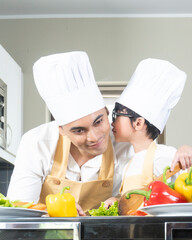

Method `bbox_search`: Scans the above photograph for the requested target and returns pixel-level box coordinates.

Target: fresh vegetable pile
[0,193,46,210]
[0,193,15,207]
[126,166,192,207]
[127,209,148,216]
[126,180,187,206]
[88,201,119,216]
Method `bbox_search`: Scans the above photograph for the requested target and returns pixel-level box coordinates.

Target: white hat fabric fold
[33,51,105,125]
[117,58,186,133]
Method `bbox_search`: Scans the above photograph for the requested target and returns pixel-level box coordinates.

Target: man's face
[59,108,110,158]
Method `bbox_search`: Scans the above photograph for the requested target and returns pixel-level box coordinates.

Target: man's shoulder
[154,144,177,175]
[22,121,59,142]
[156,144,177,155]
[154,144,177,163]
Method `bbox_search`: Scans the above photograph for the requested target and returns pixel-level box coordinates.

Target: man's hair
[115,102,160,140]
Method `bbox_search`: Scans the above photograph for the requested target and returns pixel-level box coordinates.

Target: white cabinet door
[0,45,23,164]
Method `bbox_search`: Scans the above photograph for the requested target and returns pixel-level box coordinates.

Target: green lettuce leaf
[88,201,119,216]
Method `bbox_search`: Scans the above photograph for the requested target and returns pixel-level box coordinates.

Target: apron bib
[119,141,157,195]
[40,135,114,212]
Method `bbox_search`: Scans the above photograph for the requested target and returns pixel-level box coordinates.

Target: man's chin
[87,137,109,156]
[92,146,108,156]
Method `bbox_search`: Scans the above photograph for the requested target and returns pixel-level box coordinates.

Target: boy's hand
[171,145,192,171]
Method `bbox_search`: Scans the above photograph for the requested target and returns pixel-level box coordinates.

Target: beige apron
[40,135,114,212]
[119,141,157,195]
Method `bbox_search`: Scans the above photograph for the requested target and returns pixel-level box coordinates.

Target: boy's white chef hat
[117,58,186,133]
[33,51,105,126]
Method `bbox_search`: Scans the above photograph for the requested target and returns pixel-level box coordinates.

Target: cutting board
[118,163,182,215]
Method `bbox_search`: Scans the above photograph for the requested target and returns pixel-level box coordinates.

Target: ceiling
[1,0,192,18]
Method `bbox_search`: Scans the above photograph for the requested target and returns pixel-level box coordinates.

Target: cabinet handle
[7,124,12,148]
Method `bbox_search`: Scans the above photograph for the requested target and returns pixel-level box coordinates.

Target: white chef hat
[117,58,186,133]
[33,51,105,126]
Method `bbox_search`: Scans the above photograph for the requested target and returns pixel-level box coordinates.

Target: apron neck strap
[98,138,114,180]
[141,140,157,185]
[119,155,132,193]
[50,134,71,178]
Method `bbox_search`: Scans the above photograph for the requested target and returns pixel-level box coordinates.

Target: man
[7,52,131,215]
[7,52,192,216]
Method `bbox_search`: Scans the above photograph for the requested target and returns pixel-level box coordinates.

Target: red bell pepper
[126,181,188,207]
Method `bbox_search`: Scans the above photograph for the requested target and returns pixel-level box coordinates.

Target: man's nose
[87,129,98,141]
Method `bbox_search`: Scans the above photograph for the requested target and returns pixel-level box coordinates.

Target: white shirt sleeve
[7,122,59,203]
[153,144,186,182]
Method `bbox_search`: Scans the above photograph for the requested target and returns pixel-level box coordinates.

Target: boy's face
[59,108,110,158]
[112,112,134,142]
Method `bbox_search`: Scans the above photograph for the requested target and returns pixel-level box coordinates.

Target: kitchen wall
[0,17,192,148]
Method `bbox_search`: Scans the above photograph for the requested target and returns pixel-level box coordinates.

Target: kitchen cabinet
[0,45,23,164]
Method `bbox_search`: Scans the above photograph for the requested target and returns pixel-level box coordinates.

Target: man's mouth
[88,136,104,149]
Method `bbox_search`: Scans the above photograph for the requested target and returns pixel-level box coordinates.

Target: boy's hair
[115,102,160,140]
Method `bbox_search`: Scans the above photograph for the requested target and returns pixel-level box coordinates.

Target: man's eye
[73,129,84,134]
[94,118,103,126]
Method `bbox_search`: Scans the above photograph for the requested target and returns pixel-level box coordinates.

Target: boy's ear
[133,117,146,130]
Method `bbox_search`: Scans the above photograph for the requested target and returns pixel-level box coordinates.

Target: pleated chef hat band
[117,58,186,133]
[33,51,105,126]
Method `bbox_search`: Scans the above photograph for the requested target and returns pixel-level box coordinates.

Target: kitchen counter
[0,216,192,239]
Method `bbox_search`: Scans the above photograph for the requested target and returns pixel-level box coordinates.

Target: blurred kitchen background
[0,0,192,195]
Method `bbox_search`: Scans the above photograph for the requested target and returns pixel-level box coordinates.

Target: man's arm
[171,145,192,171]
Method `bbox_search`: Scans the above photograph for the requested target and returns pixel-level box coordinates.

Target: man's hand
[104,197,119,209]
[75,202,86,216]
[171,145,192,171]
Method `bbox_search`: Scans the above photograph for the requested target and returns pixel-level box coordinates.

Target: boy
[105,58,190,207]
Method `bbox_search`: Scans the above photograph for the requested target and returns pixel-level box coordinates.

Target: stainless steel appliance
[0,216,192,240]
[165,222,192,240]
[0,78,7,149]
[0,221,81,240]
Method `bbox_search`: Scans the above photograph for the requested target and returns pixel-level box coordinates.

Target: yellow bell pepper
[46,186,78,217]
[174,167,192,202]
